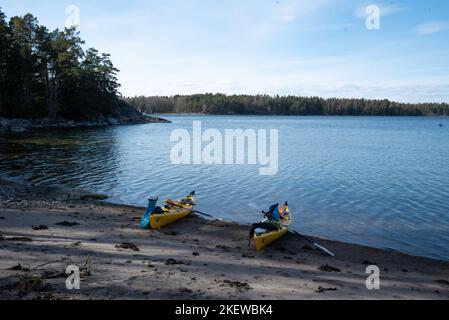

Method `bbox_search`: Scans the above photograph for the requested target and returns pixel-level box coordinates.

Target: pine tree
[1,8,122,120]
[0,8,8,116]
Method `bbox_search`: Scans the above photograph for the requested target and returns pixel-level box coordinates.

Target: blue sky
[2,0,449,102]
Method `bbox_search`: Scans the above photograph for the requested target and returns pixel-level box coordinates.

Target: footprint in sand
[220,280,252,293]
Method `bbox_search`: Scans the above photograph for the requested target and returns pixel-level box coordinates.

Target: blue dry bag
[140,197,159,229]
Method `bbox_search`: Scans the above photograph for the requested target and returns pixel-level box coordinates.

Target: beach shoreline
[1,195,448,300]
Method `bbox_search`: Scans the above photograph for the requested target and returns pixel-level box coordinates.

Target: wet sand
[1,200,448,300]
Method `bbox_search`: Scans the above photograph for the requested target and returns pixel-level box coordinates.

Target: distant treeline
[124,94,449,116]
[0,8,121,120]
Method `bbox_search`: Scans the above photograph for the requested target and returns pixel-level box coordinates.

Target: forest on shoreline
[124,94,449,116]
[0,8,127,121]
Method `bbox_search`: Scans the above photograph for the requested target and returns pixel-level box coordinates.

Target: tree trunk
[48,77,59,120]
[45,70,59,120]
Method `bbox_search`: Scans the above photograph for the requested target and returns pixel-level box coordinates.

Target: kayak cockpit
[250,202,292,251]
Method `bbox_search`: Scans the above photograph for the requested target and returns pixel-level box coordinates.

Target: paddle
[290,229,335,257]
[166,200,224,221]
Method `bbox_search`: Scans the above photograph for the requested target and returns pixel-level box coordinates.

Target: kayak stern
[150,208,193,229]
[253,228,289,251]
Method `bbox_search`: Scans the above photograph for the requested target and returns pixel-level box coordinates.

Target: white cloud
[275,0,300,23]
[415,21,449,35]
[282,15,296,23]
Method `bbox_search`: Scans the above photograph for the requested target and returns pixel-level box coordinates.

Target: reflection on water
[1,116,449,261]
[0,128,120,190]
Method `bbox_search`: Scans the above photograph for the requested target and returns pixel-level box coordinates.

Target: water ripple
[1,116,449,260]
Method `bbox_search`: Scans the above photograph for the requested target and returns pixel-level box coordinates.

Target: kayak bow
[142,192,196,229]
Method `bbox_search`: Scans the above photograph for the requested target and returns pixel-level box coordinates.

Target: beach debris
[165,258,189,266]
[80,256,92,277]
[15,256,91,284]
[42,270,67,279]
[17,274,46,296]
[0,216,5,219]
[319,264,341,273]
[192,252,200,257]
[315,286,338,293]
[363,260,377,265]
[402,269,409,273]
[32,225,49,231]
[179,288,193,294]
[242,254,255,259]
[0,259,77,292]
[165,231,179,236]
[8,263,30,272]
[220,280,252,293]
[115,242,140,252]
[435,279,449,286]
[56,221,80,227]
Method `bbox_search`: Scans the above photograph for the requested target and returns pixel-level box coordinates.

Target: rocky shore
[0,101,171,134]
[0,116,171,133]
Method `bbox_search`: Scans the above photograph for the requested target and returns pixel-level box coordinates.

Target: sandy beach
[1,195,448,300]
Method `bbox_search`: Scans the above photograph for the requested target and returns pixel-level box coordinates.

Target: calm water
[1,116,449,260]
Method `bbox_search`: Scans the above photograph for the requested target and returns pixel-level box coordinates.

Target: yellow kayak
[253,227,289,251]
[149,193,196,229]
[250,202,292,251]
